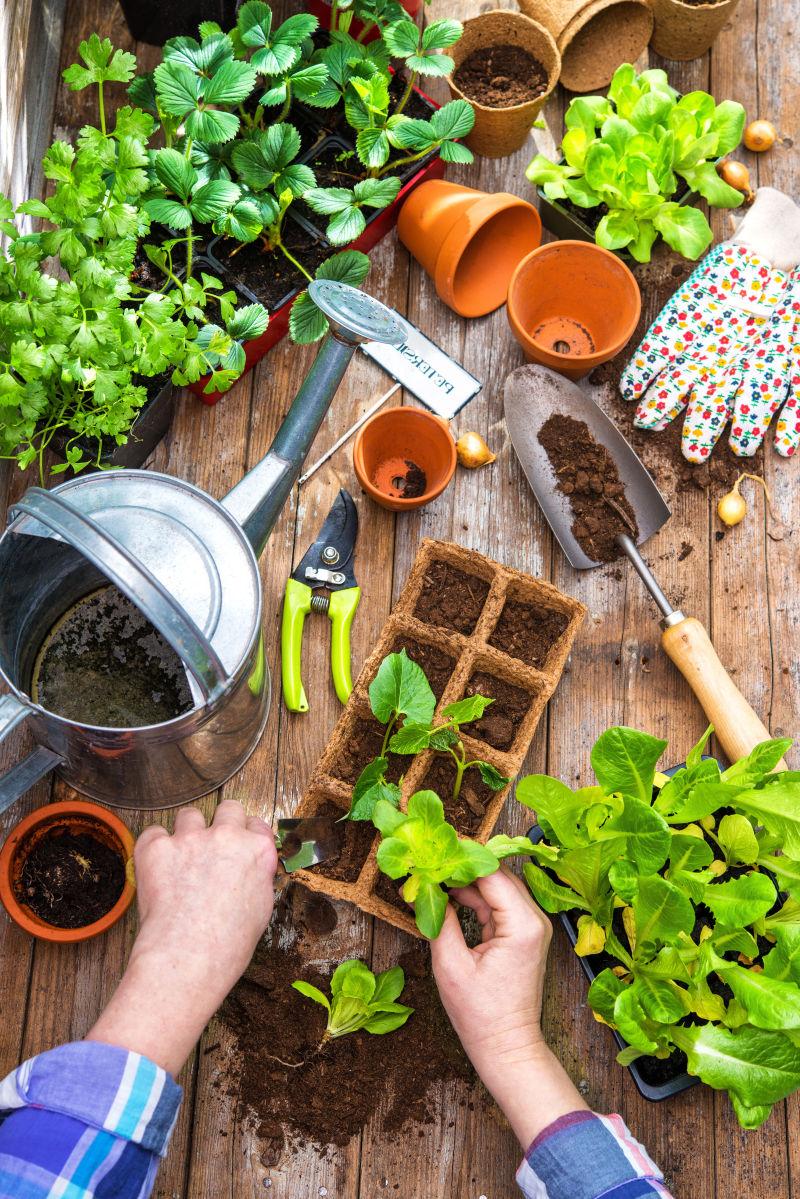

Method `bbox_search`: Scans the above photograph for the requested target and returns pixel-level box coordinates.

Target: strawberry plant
[293,959,413,1038]
[515,724,800,1128]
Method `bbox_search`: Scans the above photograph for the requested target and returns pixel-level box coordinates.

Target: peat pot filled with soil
[0,801,135,943]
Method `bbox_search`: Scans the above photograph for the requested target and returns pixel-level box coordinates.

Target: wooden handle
[661,616,786,768]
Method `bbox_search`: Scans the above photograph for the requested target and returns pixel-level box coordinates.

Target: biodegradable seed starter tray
[290,540,586,937]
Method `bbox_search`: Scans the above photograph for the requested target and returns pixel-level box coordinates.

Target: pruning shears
[281,489,360,713]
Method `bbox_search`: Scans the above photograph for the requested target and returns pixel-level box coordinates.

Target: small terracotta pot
[507,240,641,381]
[397,181,542,318]
[0,801,136,943]
[517,0,653,92]
[446,11,561,159]
[649,0,741,60]
[353,408,457,511]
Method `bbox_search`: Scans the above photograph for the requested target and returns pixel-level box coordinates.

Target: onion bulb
[717,473,771,527]
[456,431,496,469]
[744,119,777,153]
[717,159,755,202]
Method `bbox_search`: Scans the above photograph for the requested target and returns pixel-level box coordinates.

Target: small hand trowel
[276,817,343,873]
[504,364,783,766]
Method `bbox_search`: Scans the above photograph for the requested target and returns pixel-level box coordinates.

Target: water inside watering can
[31,585,193,727]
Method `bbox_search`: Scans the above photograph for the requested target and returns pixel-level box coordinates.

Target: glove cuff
[731,187,800,272]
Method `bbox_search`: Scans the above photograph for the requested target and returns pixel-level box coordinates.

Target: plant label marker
[361,314,482,419]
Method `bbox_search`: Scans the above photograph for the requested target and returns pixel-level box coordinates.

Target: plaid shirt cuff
[0,1041,182,1156]
[516,1111,673,1199]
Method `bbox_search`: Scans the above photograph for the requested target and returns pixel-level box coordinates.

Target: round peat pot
[353,408,457,511]
[0,801,135,943]
[649,0,741,60]
[517,0,653,92]
[507,241,641,380]
[446,11,561,159]
[397,181,542,318]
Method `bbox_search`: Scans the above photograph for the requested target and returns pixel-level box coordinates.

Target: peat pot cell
[373,869,413,915]
[331,718,405,786]
[488,598,571,670]
[412,560,491,635]
[303,800,375,884]
[387,635,458,701]
[418,754,503,837]
[461,671,536,752]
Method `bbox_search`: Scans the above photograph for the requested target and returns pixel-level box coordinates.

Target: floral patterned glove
[620,188,800,462]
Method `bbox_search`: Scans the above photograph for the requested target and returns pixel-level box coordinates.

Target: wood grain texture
[1,0,798,1196]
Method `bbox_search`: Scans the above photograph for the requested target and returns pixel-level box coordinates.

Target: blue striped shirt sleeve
[0,1042,182,1199]
[516,1111,674,1199]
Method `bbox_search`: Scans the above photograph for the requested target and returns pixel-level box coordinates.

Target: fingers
[450,884,493,928]
[429,901,473,974]
[174,806,207,835]
[633,366,693,433]
[246,814,274,837]
[775,392,800,457]
[682,382,731,463]
[729,367,783,457]
[136,824,170,850]
[212,799,247,828]
[473,869,550,942]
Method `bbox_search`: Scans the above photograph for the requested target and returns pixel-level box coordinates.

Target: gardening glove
[620,188,800,462]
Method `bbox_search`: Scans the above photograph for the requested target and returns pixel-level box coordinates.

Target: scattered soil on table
[212,218,330,310]
[32,585,193,727]
[414,561,490,635]
[219,914,478,1153]
[418,754,506,837]
[489,599,570,669]
[373,456,428,500]
[452,45,549,108]
[462,671,533,751]
[538,414,639,564]
[332,718,405,786]
[303,799,375,884]
[14,828,125,928]
[387,636,457,701]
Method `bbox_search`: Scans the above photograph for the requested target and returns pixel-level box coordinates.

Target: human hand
[430,869,587,1149]
[87,800,277,1074]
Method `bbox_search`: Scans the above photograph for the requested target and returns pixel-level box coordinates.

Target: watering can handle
[10,489,228,702]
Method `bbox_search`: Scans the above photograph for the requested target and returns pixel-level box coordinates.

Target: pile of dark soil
[462,670,532,750]
[387,636,456,701]
[15,828,125,928]
[489,600,570,668]
[414,562,490,634]
[538,414,639,564]
[219,890,479,1154]
[306,800,375,884]
[453,45,549,107]
[333,718,405,785]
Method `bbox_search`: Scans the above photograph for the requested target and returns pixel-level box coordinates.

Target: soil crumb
[453,45,548,107]
[489,599,570,668]
[414,560,490,634]
[462,670,533,751]
[418,754,507,836]
[538,414,639,563]
[15,828,125,928]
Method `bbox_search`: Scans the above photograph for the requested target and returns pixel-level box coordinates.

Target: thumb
[429,900,472,980]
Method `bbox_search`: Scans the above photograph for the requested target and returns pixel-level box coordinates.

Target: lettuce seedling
[292,959,413,1039]
[527,63,746,262]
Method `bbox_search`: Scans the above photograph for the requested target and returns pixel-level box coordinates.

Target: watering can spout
[221,282,408,558]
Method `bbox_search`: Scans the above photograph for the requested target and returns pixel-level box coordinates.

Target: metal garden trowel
[504,364,783,767]
[276,816,343,873]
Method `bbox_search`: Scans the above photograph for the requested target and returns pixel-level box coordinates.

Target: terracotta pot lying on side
[507,240,641,380]
[397,180,542,318]
[446,10,561,159]
[353,407,457,511]
[0,801,136,944]
[517,0,653,92]
[649,0,741,60]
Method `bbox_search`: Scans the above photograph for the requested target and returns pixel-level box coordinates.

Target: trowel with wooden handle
[504,364,785,767]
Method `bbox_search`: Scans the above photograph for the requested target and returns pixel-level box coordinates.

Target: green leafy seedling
[292,959,413,1039]
[388,694,510,802]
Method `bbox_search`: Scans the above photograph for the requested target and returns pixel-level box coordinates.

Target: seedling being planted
[292,959,413,1040]
[388,695,510,800]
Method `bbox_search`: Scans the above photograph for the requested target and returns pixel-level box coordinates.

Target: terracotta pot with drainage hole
[507,241,641,380]
[353,408,457,512]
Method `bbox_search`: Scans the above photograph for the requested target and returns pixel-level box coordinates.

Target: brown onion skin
[744,120,777,153]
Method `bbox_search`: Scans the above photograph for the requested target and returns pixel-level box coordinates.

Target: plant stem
[185,228,194,278]
[355,20,375,42]
[330,0,340,30]
[381,714,398,758]
[450,743,467,801]
[276,84,293,124]
[394,70,417,117]
[275,235,314,283]
[98,82,107,136]
[376,146,431,177]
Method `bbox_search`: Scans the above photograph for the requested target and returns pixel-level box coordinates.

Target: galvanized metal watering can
[0,283,408,812]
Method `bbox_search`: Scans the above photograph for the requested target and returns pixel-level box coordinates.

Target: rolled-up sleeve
[0,1042,182,1198]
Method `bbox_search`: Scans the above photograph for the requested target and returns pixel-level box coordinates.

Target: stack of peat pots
[516,0,653,91]
[648,0,741,59]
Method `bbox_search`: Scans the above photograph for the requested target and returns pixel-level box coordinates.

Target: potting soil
[418,754,500,836]
[387,635,457,700]
[488,600,570,669]
[461,670,533,750]
[538,414,640,564]
[15,828,125,928]
[452,45,549,107]
[413,561,490,634]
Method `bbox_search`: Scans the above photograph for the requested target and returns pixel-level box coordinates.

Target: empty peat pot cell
[418,755,503,837]
[412,559,491,635]
[302,799,375,885]
[386,634,458,701]
[460,670,537,751]
[330,717,406,786]
[488,597,571,669]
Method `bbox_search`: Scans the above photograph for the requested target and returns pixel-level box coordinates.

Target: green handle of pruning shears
[281,578,313,713]
[328,587,361,705]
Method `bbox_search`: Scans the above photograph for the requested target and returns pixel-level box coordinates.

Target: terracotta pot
[507,240,641,380]
[649,0,741,60]
[397,181,542,318]
[0,801,136,943]
[353,408,457,511]
[517,0,653,92]
[446,11,561,159]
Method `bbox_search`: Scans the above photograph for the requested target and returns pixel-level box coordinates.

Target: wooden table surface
[2,1,799,1195]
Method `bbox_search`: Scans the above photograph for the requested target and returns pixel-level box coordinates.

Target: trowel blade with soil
[276,817,343,873]
[504,364,671,571]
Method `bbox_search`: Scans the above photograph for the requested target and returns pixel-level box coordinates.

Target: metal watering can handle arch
[10,489,228,701]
